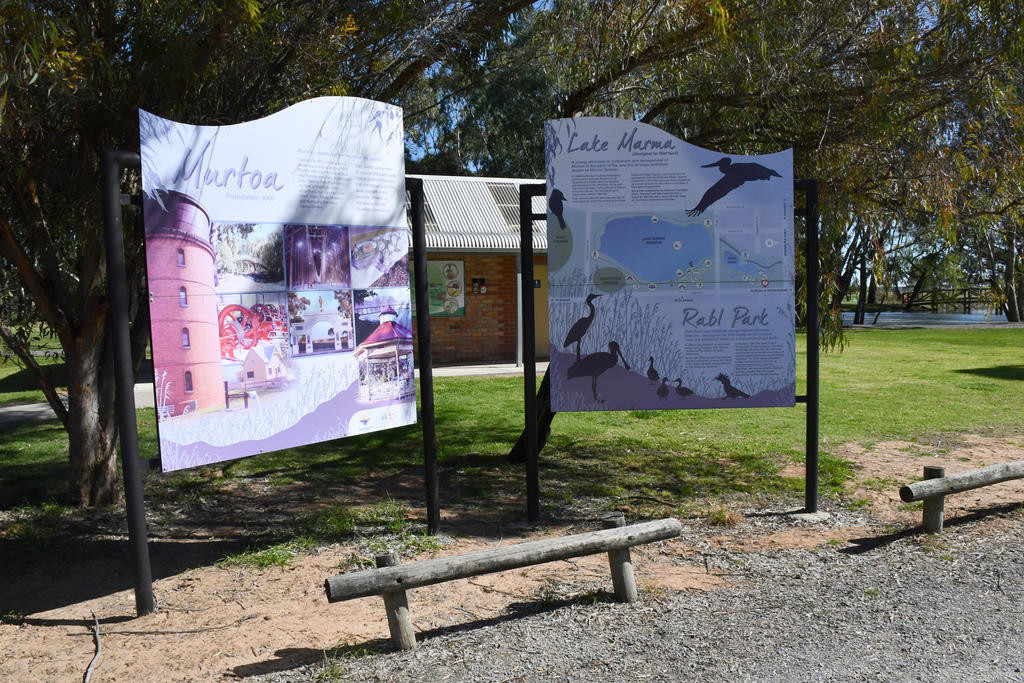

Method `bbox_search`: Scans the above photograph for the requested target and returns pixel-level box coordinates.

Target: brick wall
[412,253,519,365]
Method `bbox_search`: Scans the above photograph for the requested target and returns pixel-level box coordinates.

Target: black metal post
[520,184,545,524]
[100,149,155,616]
[797,179,821,513]
[407,177,440,534]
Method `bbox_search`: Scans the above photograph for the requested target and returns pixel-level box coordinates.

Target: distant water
[841,311,1009,326]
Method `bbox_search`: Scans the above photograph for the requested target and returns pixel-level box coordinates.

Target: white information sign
[140,97,416,471]
[545,117,795,412]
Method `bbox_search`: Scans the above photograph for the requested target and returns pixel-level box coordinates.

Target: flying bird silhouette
[715,373,750,399]
[567,340,630,403]
[674,378,694,397]
[549,188,567,230]
[687,158,782,217]
[563,293,601,361]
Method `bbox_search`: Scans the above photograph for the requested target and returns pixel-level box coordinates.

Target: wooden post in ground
[921,466,946,533]
[602,513,638,602]
[375,553,416,650]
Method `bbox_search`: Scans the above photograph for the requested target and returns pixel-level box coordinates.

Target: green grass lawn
[0,356,67,407]
[2,327,1022,518]
[0,327,65,407]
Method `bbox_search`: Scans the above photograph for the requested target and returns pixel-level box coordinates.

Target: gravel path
[258,505,1024,682]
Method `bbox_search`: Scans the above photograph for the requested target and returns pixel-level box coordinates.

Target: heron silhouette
[656,377,670,399]
[549,188,567,230]
[567,340,630,403]
[563,293,601,360]
[646,356,659,384]
[715,372,749,399]
[686,158,782,217]
[674,378,694,397]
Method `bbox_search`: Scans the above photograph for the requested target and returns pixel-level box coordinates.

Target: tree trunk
[905,268,929,310]
[829,230,862,314]
[65,321,121,507]
[1004,229,1020,322]
[854,250,867,324]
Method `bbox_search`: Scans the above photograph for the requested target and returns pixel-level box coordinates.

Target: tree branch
[0,213,71,343]
[379,0,534,101]
[0,323,69,426]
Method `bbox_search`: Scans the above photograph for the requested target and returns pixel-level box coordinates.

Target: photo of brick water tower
[143,190,223,418]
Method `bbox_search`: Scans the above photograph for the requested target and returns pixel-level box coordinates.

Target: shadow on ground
[0,457,586,619]
[0,362,67,394]
[229,592,616,678]
[840,500,1024,555]
[0,536,250,618]
[954,365,1024,382]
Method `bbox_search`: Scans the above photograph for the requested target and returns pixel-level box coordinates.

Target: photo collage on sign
[212,221,411,399]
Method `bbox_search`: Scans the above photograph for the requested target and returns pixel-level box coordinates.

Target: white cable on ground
[83,612,100,683]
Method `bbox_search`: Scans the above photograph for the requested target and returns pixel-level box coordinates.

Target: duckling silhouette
[646,356,659,384]
[656,377,669,400]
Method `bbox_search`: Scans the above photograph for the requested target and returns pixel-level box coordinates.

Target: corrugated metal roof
[406,174,547,253]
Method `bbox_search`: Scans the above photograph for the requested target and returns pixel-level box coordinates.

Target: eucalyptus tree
[412,0,1024,330]
[573,0,1024,327]
[0,0,529,506]
[404,7,556,177]
[945,64,1024,321]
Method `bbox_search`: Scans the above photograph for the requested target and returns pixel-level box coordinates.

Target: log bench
[323,513,682,650]
[899,461,1024,533]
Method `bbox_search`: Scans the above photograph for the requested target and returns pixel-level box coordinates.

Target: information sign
[140,97,416,471]
[425,260,466,317]
[545,117,795,411]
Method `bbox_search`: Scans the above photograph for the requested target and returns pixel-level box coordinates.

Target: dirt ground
[2,434,1023,682]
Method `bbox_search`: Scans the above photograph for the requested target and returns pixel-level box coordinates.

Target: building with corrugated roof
[405,175,549,365]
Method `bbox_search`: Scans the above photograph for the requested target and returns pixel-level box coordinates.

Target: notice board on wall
[545,117,795,412]
[140,97,416,472]
[425,260,466,317]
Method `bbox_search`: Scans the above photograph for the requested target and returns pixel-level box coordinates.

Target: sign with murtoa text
[140,97,416,471]
[545,117,795,412]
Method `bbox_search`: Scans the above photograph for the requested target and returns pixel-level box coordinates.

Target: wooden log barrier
[324,516,681,650]
[602,513,638,602]
[375,552,416,651]
[899,461,1024,533]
